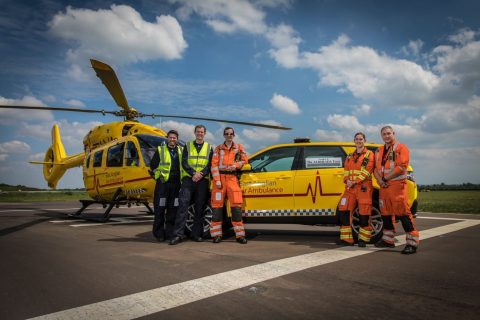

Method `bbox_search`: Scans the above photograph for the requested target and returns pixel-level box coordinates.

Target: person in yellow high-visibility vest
[150,130,182,242]
[170,125,213,245]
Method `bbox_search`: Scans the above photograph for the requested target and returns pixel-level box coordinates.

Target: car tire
[351,205,383,244]
[185,204,213,238]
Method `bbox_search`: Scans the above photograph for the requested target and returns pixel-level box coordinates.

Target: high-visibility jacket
[211,142,248,182]
[374,142,409,184]
[343,148,374,185]
[181,141,211,180]
[154,144,183,181]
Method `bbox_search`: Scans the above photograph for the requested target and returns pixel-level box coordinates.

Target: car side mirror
[241,163,252,172]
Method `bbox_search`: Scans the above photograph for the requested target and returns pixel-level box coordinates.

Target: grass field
[0,191,89,202]
[1,190,479,214]
[417,190,480,214]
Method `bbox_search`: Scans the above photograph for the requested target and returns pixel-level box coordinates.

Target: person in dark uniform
[150,130,182,242]
[170,125,213,245]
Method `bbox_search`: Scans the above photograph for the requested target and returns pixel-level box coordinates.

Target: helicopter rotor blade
[90,59,130,113]
[140,113,291,130]
[0,105,118,116]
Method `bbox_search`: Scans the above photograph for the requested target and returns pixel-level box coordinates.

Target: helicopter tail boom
[32,124,84,189]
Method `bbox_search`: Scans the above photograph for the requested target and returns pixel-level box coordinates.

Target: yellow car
[233,138,418,242]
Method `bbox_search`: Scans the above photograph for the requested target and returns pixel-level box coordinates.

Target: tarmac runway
[0,201,479,320]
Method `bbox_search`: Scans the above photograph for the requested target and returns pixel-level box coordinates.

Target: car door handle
[276,175,292,180]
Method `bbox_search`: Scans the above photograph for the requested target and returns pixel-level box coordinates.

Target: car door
[293,146,346,215]
[240,146,299,216]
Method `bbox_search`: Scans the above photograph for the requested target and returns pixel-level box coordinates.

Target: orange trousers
[211,174,243,208]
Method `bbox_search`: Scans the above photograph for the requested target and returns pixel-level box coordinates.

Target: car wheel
[351,206,383,244]
[185,204,213,238]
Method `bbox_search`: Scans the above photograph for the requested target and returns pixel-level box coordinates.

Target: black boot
[236,237,247,244]
[212,236,222,243]
[357,240,366,247]
[401,245,417,254]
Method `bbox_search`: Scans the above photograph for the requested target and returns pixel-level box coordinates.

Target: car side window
[125,141,140,166]
[93,150,103,167]
[107,143,125,167]
[301,146,346,169]
[249,147,298,172]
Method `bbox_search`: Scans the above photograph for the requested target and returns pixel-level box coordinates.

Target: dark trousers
[152,178,181,240]
[173,177,209,238]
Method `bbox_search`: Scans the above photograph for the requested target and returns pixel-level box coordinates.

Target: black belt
[219,171,237,175]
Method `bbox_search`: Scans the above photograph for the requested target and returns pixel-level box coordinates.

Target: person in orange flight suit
[210,127,249,244]
[337,132,375,247]
[373,126,419,254]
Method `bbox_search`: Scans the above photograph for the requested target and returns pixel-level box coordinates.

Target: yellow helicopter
[0,59,290,221]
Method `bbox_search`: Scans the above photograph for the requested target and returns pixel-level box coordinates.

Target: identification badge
[340,197,347,206]
[174,198,179,207]
[215,192,222,201]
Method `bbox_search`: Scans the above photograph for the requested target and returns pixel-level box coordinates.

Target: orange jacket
[211,142,248,182]
[343,147,374,185]
[374,142,409,183]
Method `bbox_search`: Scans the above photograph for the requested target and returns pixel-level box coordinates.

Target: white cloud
[242,120,282,143]
[65,99,85,108]
[172,0,267,34]
[327,114,363,131]
[0,96,54,124]
[302,34,439,105]
[315,129,346,141]
[353,104,371,116]
[448,28,477,45]
[401,39,424,57]
[0,140,31,161]
[154,120,217,144]
[270,93,301,114]
[49,5,187,78]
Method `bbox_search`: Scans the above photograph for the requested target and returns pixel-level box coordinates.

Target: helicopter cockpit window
[107,143,125,167]
[93,150,103,167]
[125,141,140,166]
[136,134,168,167]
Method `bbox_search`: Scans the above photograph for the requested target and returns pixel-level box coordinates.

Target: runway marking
[28,218,480,320]
[0,206,140,213]
[69,217,154,227]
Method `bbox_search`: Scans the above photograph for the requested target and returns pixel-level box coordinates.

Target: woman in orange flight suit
[209,127,249,244]
[337,132,375,247]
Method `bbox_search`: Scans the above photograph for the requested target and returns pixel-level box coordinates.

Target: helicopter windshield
[135,134,185,167]
[136,134,167,167]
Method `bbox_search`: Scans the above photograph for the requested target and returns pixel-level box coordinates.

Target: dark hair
[354,132,366,140]
[223,127,235,136]
[194,124,206,133]
[167,129,178,138]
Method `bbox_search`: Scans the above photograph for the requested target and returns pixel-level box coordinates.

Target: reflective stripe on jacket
[154,144,183,181]
[375,143,409,182]
[343,148,374,184]
[181,141,210,179]
[211,142,248,182]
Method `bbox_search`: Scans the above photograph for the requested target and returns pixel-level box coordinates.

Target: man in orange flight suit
[337,132,375,247]
[373,126,419,254]
[210,127,249,244]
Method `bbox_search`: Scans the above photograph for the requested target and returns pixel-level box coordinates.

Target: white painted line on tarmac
[416,216,471,221]
[0,206,144,213]
[70,218,154,227]
[28,219,480,320]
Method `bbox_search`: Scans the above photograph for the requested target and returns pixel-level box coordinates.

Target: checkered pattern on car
[244,208,335,217]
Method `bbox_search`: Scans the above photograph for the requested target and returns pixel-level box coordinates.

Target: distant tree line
[418,183,480,191]
[0,183,85,192]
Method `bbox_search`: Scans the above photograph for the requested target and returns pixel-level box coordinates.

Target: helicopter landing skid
[68,188,153,222]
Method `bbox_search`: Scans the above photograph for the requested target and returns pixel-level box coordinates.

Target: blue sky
[1,0,479,188]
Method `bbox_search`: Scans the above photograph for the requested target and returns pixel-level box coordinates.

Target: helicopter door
[102,143,125,196]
